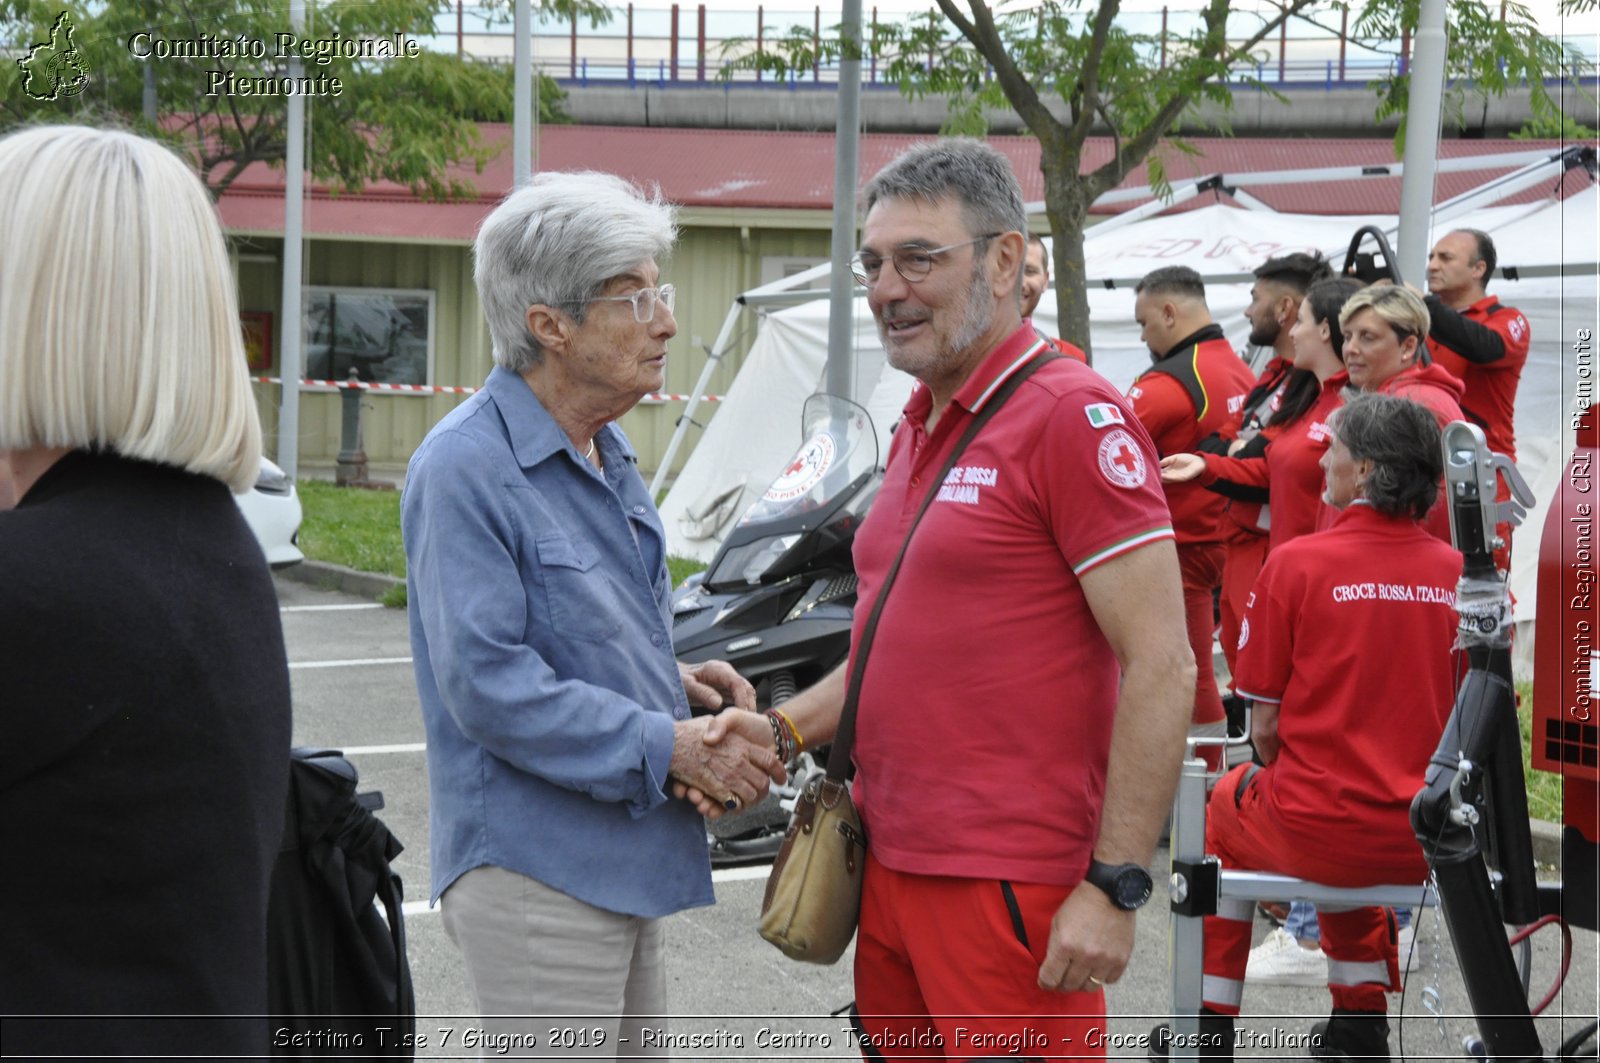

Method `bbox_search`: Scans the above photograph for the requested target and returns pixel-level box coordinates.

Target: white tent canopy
[660,188,1598,630]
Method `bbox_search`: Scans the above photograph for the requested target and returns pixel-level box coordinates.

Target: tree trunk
[1043,172,1095,364]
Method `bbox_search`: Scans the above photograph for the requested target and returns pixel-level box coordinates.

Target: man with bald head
[1424,228,1528,571]
[1424,229,1529,463]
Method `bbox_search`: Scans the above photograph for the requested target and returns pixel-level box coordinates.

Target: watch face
[1115,868,1153,909]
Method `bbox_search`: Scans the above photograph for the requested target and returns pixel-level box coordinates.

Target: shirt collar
[1156,323,1227,363]
[484,365,638,470]
[901,323,1049,425]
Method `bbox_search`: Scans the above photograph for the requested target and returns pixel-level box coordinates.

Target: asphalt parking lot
[274,573,1597,1061]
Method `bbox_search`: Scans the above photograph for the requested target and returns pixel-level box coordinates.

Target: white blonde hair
[0,125,261,492]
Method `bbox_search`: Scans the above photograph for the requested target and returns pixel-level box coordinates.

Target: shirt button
[911,476,921,488]
[651,632,664,646]
[632,505,646,515]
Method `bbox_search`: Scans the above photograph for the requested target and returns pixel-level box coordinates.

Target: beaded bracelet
[765,711,793,762]
[765,707,803,764]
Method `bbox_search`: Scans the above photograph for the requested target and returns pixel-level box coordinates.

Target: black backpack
[267,748,416,1058]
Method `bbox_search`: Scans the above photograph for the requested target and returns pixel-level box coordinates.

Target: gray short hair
[0,125,261,492]
[863,139,1026,240]
[1328,392,1444,521]
[474,172,677,374]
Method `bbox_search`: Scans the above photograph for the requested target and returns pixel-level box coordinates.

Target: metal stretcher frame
[1164,749,1441,1062]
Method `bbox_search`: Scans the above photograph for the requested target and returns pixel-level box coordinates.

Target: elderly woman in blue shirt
[403,171,784,1054]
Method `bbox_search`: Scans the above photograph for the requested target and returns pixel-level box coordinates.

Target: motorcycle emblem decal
[762,432,836,504]
[1097,430,1147,489]
[1085,402,1125,429]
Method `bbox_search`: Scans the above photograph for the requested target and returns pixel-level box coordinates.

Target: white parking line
[398,864,773,918]
[344,742,427,755]
[289,656,413,670]
[281,603,384,612]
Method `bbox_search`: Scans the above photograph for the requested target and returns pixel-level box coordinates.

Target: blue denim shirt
[402,367,711,918]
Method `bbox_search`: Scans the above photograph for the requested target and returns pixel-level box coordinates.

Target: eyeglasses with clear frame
[849,234,1001,287]
[563,284,676,323]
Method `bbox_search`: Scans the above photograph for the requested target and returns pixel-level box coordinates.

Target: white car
[236,457,303,569]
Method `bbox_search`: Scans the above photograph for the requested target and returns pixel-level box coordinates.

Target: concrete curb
[277,559,403,601]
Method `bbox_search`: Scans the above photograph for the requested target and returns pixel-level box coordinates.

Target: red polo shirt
[1023,317,1089,363]
[1234,503,1461,870]
[1219,356,1293,541]
[849,325,1174,885]
[1201,375,1345,553]
[1426,294,1530,461]
[1128,329,1256,545]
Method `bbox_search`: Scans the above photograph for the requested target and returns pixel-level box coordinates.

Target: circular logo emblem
[1097,429,1147,489]
[762,432,836,504]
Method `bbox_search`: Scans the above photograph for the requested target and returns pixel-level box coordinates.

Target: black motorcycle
[671,394,882,864]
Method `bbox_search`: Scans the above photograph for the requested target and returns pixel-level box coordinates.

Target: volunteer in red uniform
[1425,228,1529,571]
[1021,233,1088,362]
[1194,253,1332,684]
[1160,393,1461,1062]
[1424,229,1529,462]
[1128,266,1256,759]
[1161,277,1363,554]
[696,140,1196,1060]
[1332,284,1465,546]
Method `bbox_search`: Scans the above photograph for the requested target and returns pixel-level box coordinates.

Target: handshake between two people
[669,659,787,819]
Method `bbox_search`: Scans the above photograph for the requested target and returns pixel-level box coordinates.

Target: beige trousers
[440,865,669,1060]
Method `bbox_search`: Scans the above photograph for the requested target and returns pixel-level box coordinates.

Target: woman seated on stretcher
[1167,392,1461,1063]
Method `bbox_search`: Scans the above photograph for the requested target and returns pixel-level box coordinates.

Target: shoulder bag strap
[826,346,1059,780]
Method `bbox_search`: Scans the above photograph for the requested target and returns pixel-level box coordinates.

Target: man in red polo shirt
[1021,233,1089,362]
[1424,229,1529,464]
[701,140,1195,1060]
[1128,267,1256,763]
[1425,229,1528,571]
[1198,252,1331,698]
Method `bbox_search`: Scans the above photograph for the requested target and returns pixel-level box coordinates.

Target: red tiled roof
[216,124,1587,242]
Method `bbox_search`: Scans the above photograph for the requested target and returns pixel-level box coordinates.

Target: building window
[304,287,435,388]
[759,256,828,289]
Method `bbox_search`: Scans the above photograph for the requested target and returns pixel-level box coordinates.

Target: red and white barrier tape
[250,377,722,403]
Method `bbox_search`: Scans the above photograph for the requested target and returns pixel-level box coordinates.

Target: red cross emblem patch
[1097,429,1147,489]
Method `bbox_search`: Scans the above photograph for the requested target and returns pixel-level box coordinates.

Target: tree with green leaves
[742,0,1594,360]
[1,0,598,200]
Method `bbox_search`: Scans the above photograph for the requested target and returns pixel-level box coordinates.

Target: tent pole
[824,0,863,401]
[276,0,307,479]
[514,0,532,187]
[1396,0,1448,284]
[650,303,743,497]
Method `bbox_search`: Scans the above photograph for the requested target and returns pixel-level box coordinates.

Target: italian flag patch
[1085,402,1125,429]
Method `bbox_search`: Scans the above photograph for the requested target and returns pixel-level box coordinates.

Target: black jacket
[0,451,292,1056]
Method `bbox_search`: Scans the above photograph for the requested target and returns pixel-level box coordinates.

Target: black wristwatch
[1084,859,1154,911]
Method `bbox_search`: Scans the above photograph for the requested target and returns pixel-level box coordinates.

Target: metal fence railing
[410,2,1598,90]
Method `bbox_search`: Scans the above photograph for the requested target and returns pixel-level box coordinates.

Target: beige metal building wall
[238,216,832,479]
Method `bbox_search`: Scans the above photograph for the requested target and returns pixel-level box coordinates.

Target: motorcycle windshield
[704,395,879,589]
[738,394,878,527]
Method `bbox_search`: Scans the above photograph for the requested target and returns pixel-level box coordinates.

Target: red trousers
[854,852,1105,1061]
[1179,543,1227,770]
[1200,765,1409,1016]
[1217,535,1268,685]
